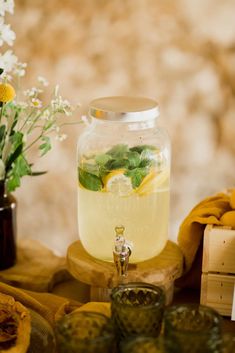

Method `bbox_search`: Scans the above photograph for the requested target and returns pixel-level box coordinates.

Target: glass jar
[77,96,171,263]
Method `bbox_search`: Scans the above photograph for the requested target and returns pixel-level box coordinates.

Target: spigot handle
[113,225,132,281]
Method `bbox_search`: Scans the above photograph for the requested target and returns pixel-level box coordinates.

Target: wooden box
[200,225,235,316]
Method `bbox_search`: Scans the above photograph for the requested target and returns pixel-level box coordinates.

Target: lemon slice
[103,169,133,196]
[137,169,169,196]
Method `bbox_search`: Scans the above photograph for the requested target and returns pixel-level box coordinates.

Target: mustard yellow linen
[0,282,81,327]
[75,301,111,317]
[177,191,231,275]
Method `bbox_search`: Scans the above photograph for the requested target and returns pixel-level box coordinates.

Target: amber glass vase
[0,181,17,270]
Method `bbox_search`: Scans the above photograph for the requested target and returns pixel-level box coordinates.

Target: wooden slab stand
[67,240,183,304]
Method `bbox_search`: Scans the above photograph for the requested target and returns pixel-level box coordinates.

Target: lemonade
[78,143,170,263]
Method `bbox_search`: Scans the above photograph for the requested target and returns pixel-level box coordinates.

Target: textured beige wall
[9,0,235,254]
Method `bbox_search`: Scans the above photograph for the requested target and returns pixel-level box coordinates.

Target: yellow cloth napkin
[177,191,232,288]
[0,282,81,326]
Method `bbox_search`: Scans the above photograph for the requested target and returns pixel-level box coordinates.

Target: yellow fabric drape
[177,192,231,288]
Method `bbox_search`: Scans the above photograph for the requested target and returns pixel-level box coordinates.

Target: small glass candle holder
[163,304,222,353]
[219,333,235,353]
[110,282,165,340]
[55,311,116,353]
[120,336,165,353]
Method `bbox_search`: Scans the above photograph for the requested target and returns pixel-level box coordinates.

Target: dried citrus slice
[103,169,133,196]
[137,168,169,196]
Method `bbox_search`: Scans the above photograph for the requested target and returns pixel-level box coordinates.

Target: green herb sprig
[78,144,158,191]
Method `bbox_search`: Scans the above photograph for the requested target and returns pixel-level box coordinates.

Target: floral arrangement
[0,0,77,192]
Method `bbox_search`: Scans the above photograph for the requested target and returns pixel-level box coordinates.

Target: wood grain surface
[0,238,71,292]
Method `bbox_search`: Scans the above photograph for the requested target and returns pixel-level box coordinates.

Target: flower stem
[0,102,5,125]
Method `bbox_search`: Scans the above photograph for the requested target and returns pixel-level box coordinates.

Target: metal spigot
[113,225,132,282]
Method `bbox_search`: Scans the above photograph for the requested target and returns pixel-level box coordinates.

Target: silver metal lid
[89,96,159,122]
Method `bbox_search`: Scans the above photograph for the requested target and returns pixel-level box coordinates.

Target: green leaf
[105,158,129,171]
[82,163,100,177]
[124,167,149,189]
[6,143,23,171]
[106,144,129,159]
[0,68,3,75]
[6,174,21,192]
[139,158,152,168]
[9,112,19,136]
[30,170,47,176]
[79,168,103,191]
[130,144,157,154]
[0,125,5,141]
[95,153,112,166]
[0,125,6,153]
[10,131,24,150]
[126,151,141,169]
[14,155,31,177]
[39,136,52,156]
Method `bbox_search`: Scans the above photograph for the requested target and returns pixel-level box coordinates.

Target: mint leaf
[79,168,103,191]
[95,153,112,166]
[105,158,129,171]
[124,168,148,189]
[107,144,129,159]
[82,163,100,177]
[39,136,51,156]
[130,144,157,154]
[126,151,141,169]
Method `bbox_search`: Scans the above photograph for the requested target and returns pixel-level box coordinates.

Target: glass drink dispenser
[77,96,170,263]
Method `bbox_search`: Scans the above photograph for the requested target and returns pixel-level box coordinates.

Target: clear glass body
[77,116,171,263]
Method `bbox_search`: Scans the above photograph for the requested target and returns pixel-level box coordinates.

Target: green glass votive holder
[120,336,165,353]
[163,304,222,353]
[55,311,116,353]
[110,282,165,340]
[219,333,235,353]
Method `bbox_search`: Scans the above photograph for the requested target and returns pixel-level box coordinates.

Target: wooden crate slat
[202,225,235,273]
[201,273,234,316]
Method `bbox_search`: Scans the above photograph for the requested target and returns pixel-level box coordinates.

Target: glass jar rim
[110,282,165,309]
[56,310,114,343]
[89,96,159,123]
[163,304,222,334]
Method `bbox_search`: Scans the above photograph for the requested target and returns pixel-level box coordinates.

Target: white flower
[1,72,12,81]
[0,159,5,180]
[13,62,27,77]
[0,50,17,72]
[56,133,67,142]
[51,96,72,116]
[0,18,15,46]
[40,109,50,120]
[31,98,42,108]
[24,87,42,97]
[0,0,14,16]
[38,76,49,86]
